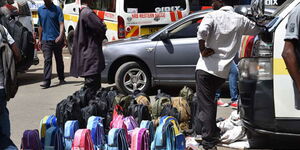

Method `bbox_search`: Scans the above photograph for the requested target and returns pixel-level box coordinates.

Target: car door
[154,19,201,84]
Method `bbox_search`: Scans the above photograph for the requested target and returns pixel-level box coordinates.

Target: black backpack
[160,104,180,122]
[55,96,84,129]
[0,15,34,71]
[129,104,151,125]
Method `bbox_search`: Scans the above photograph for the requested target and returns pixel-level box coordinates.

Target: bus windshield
[91,0,116,12]
[124,0,187,13]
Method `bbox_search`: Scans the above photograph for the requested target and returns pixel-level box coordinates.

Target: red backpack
[72,129,94,150]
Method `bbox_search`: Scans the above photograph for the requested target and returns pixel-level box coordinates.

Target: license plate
[141,27,161,35]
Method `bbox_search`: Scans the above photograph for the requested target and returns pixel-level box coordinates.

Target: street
[8,53,234,148]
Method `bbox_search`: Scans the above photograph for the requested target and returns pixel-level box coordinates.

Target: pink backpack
[72,129,94,150]
[110,115,130,145]
[131,128,150,150]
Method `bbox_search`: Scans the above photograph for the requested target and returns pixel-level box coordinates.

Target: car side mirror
[251,0,265,20]
[159,30,169,40]
[235,6,249,16]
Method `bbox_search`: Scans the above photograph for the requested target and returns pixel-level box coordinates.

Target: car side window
[65,0,75,4]
[169,20,201,39]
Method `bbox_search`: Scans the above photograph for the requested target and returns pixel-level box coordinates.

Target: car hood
[104,36,151,47]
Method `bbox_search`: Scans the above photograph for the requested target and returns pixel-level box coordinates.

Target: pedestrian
[282,4,300,103]
[70,0,107,93]
[195,0,262,149]
[37,0,66,89]
[0,0,18,18]
[0,23,22,150]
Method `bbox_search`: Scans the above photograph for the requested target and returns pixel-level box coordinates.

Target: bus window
[124,0,187,13]
[92,0,116,12]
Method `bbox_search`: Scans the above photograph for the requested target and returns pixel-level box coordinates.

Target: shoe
[59,80,66,85]
[230,101,238,109]
[40,81,50,89]
[204,146,217,150]
[194,135,203,143]
[217,100,229,107]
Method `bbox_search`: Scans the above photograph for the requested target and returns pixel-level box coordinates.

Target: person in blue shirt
[37,0,65,89]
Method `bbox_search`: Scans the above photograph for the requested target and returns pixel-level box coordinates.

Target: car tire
[67,30,74,55]
[115,61,151,94]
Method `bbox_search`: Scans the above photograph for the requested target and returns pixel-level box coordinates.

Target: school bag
[152,91,172,119]
[140,120,154,147]
[124,116,139,131]
[110,114,129,143]
[86,116,106,150]
[107,128,129,150]
[160,104,180,122]
[56,95,84,129]
[179,86,194,102]
[113,94,135,116]
[21,129,42,150]
[131,128,150,150]
[151,118,176,150]
[44,127,64,150]
[72,129,94,150]
[64,120,79,150]
[40,115,57,147]
[160,116,186,150]
[0,15,34,71]
[129,104,152,125]
[172,97,191,122]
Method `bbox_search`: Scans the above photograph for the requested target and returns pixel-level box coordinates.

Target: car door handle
[73,8,76,12]
[146,48,154,52]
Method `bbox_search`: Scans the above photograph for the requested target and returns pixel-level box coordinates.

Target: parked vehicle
[63,0,190,54]
[238,0,300,148]
[101,7,275,94]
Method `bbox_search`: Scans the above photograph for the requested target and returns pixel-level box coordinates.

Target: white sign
[155,6,181,13]
[265,0,278,5]
[127,8,138,13]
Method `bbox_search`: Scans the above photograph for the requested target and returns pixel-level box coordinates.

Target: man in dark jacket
[70,0,107,93]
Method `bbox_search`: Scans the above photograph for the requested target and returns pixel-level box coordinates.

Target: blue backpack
[107,128,129,150]
[151,116,185,150]
[140,120,154,146]
[87,116,106,150]
[64,120,79,150]
[44,127,64,150]
[40,115,57,147]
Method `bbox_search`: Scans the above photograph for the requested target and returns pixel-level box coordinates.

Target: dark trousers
[84,74,101,93]
[195,70,225,149]
[42,41,65,83]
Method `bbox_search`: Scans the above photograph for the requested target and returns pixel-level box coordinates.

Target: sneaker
[217,100,229,107]
[230,101,238,109]
[40,81,50,89]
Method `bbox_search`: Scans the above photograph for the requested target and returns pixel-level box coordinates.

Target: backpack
[72,129,94,150]
[140,120,154,147]
[107,128,129,150]
[124,116,139,131]
[86,116,106,150]
[135,93,151,112]
[44,127,64,150]
[0,25,18,100]
[56,96,84,129]
[113,94,135,116]
[64,120,79,150]
[0,15,34,71]
[171,97,191,122]
[110,115,130,144]
[160,104,180,122]
[21,129,43,150]
[131,128,150,150]
[179,86,194,102]
[129,104,152,125]
[152,91,172,119]
[151,119,175,150]
[40,115,57,147]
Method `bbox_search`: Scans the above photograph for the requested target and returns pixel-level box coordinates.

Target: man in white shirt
[0,24,21,150]
[195,0,261,149]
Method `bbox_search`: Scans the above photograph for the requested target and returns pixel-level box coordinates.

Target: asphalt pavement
[7,53,234,149]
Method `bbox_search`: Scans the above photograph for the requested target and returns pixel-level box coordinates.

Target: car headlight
[238,58,273,80]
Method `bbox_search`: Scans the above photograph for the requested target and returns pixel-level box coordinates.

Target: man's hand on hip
[201,48,215,57]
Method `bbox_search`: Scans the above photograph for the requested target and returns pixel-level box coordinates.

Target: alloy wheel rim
[123,68,147,92]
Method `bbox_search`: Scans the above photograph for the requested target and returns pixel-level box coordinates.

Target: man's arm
[38,26,42,50]
[55,22,64,43]
[10,43,21,63]
[197,14,214,57]
[198,39,214,57]
[282,40,300,91]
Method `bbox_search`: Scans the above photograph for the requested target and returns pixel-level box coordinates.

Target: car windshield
[124,0,186,13]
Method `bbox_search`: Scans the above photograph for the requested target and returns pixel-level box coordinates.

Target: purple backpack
[124,116,138,131]
[21,129,43,150]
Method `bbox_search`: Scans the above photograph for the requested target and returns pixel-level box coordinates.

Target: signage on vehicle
[155,6,181,12]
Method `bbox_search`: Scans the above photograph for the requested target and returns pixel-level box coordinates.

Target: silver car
[101,7,275,94]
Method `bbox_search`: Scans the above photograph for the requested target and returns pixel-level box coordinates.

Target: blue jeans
[215,62,239,102]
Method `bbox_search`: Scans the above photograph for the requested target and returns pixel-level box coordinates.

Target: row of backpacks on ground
[21,115,185,150]
[21,86,197,150]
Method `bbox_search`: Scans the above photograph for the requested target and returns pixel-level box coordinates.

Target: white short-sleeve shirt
[0,25,15,45]
[196,6,261,79]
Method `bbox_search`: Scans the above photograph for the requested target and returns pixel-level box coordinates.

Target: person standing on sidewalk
[282,5,300,104]
[195,0,261,149]
[37,0,65,89]
[70,0,107,93]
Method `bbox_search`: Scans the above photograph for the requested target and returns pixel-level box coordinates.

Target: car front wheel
[115,61,151,94]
